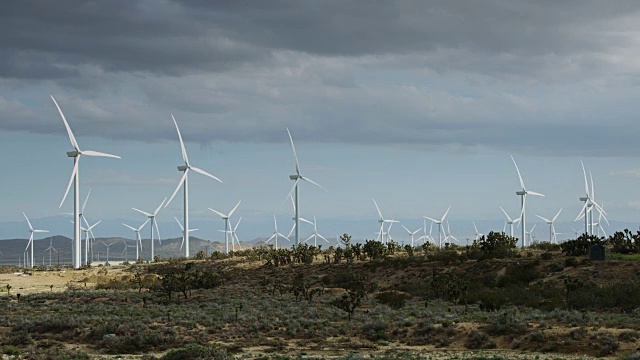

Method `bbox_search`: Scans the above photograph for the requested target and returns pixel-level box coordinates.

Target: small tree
[331,273,375,321]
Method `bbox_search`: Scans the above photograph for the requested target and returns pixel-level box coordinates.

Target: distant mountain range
[0,235,269,267]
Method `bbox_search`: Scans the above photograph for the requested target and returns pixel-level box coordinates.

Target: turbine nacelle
[516,191,526,196]
[289,175,300,180]
[66,151,80,157]
[177,165,188,172]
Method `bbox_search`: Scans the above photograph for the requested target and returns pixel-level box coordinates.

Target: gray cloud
[2,1,640,156]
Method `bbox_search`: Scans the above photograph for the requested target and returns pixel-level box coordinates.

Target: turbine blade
[23,212,33,231]
[166,171,188,207]
[154,197,167,216]
[82,188,92,214]
[301,176,326,191]
[510,155,526,190]
[59,160,79,208]
[287,128,301,175]
[287,223,295,238]
[372,198,384,219]
[527,190,545,197]
[401,225,411,234]
[81,150,120,159]
[575,202,588,221]
[234,217,242,231]
[172,115,189,165]
[208,208,227,218]
[277,232,291,241]
[590,171,595,201]
[138,218,150,231]
[300,217,313,225]
[228,200,242,217]
[499,206,513,222]
[552,208,563,222]
[174,216,184,231]
[155,219,161,244]
[122,223,136,231]
[536,215,551,223]
[286,179,299,201]
[191,166,223,183]
[423,216,438,223]
[132,208,152,217]
[441,205,451,222]
[581,160,589,196]
[50,95,80,150]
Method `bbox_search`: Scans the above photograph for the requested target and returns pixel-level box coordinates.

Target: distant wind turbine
[23,212,48,269]
[132,197,166,261]
[209,200,241,254]
[536,208,563,243]
[510,155,544,248]
[424,205,452,247]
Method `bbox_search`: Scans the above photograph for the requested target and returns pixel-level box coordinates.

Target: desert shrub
[471,232,518,259]
[361,321,389,342]
[162,344,229,360]
[608,229,640,254]
[375,291,410,309]
[564,257,579,267]
[593,332,619,356]
[99,330,176,354]
[528,330,546,342]
[561,234,604,256]
[363,240,387,260]
[530,242,561,252]
[486,308,529,335]
[625,352,640,360]
[465,330,496,349]
[2,345,20,356]
[619,330,639,342]
[427,249,462,265]
[497,261,541,287]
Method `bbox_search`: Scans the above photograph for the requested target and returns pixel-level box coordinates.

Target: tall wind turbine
[286,129,326,246]
[81,220,101,265]
[51,96,121,269]
[510,155,545,248]
[499,206,521,238]
[23,213,48,269]
[536,208,562,243]
[401,225,421,247]
[132,197,166,261]
[472,221,484,241]
[372,198,398,244]
[267,215,290,250]
[165,116,222,258]
[575,162,607,236]
[208,200,241,254]
[423,205,452,247]
[218,217,243,251]
[122,220,149,262]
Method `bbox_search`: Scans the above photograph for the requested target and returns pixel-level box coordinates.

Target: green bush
[375,291,410,309]
[561,234,604,256]
[162,344,229,360]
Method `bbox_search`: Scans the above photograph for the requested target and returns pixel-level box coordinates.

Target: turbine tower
[303,216,329,247]
[510,155,545,248]
[372,198,398,244]
[208,200,241,254]
[499,206,521,238]
[423,205,452,247]
[51,96,120,269]
[218,217,243,251]
[536,208,563,243]
[133,197,167,261]
[165,116,222,258]
[23,212,48,269]
[81,220,101,266]
[286,129,326,246]
[174,216,199,253]
[401,225,421,247]
[575,162,607,235]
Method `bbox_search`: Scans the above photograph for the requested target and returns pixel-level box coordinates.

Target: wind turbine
[44,236,58,267]
[472,221,484,241]
[401,225,421,247]
[267,215,290,250]
[174,216,199,253]
[526,224,537,244]
[165,116,222,258]
[51,96,121,269]
[443,221,459,244]
[510,155,545,248]
[23,212,48,269]
[536,208,563,243]
[208,200,241,254]
[423,205,452,247]
[100,241,117,266]
[132,197,166,261]
[286,129,326,246]
[80,220,101,266]
[121,240,137,263]
[372,199,398,244]
[575,162,607,236]
[499,206,521,238]
[122,219,149,262]
[303,216,329,247]
[218,217,243,251]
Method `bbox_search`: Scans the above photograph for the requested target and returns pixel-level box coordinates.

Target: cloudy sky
[2,1,640,242]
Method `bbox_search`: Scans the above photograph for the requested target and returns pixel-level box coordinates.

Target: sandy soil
[0,266,129,295]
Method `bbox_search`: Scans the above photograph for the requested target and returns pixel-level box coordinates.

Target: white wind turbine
[208,200,241,254]
[499,206,521,238]
[303,216,329,247]
[218,217,243,251]
[372,198,398,244]
[510,155,545,248]
[416,220,435,245]
[286,129,326,246]
[401,225,421,247]
[536,208,563,243]
[575,162,607,236]
[80,220,101,265]
[44,236,58,267]
[174,216,199,253]
[526,224,537,244]
[132,197,166,261]
[122,219,149,262]
[165,116,222,258]
[472,221,484,241]
[443,221,459,244]
[267,215,290,250]
[424,205,452,247]
[52,96,121,269]
[23,212,48,269]
[100,241,117,266]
